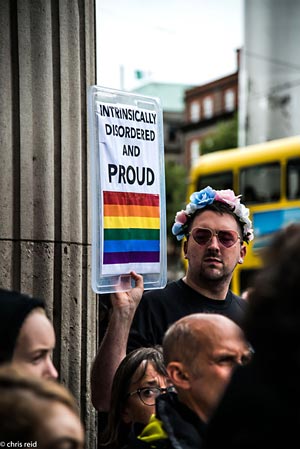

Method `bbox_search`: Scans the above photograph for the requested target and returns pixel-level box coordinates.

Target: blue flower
[189,186,216,208]
[172,222,185,241]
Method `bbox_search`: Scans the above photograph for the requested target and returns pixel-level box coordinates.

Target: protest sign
[88,86,167,293]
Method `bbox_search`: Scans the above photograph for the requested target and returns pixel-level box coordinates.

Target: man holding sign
[91,186,254,412]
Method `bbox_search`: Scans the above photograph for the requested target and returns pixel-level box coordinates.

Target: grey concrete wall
[0,1,98,446]
[239,0,300,145]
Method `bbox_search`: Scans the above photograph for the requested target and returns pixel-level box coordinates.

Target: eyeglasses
[189,227,241,248]
[127,386,176,406]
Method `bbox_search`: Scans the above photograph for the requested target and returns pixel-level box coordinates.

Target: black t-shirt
[127,279,247,352]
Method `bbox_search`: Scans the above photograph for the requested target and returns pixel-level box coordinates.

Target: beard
[194,249,235,285]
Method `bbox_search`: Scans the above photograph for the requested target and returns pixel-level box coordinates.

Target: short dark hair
[0,289,45,363]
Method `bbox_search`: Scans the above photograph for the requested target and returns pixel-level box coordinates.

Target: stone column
[0,0,98,446]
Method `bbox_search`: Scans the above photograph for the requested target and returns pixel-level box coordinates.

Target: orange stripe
[104,204,160,218]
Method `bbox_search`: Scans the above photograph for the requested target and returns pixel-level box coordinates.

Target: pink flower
[175,210,188,225]
[215,189,241,208]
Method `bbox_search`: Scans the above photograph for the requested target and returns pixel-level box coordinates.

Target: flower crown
[172,186,254,243]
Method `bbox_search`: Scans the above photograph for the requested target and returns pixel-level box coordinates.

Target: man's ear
[239,244,247,264]
[183,240,188,259]
[167,362,190,390]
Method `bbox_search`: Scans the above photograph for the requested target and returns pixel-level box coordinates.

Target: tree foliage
[201,114,238,155]
[165,160,187,242]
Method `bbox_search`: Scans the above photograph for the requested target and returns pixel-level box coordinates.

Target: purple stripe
[103,251,160,264]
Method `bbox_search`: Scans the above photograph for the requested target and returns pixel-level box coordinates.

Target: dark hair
[0,289,45,363]
[243,224,300,374]
[99,346,167,449]
[186,202,245,241]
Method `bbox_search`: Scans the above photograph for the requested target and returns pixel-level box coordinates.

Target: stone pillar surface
[0,1,98,446]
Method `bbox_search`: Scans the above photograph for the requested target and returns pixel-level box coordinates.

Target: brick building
[182,50,240,171]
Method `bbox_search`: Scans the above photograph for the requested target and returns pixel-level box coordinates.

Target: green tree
[201,114,238,155]
[165,160,187,244]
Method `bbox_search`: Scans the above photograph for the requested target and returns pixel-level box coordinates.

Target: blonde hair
[0,365,80,443]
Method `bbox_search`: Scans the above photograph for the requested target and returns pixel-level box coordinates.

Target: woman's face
[12,309,58,379]
[122,361,170,426]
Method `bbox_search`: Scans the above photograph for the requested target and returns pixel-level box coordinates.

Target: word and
[123,145,140,156]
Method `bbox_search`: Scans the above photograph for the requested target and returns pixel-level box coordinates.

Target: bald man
[129,314,252,449]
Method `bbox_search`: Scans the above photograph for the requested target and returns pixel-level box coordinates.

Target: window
[203,97,213,119]
[225,89,235,112]
[287,158,300,199]
[240,163,281,204]
[168,125,177,142]
[197,171,233,191]
[190,101,200,122]
[190,140,200,168]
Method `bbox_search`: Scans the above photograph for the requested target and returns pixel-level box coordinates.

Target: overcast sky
[96,0,244,91]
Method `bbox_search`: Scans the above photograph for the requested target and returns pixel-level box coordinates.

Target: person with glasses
[98,346,171,449]
[128,313,251,449]
[91,186,254,412]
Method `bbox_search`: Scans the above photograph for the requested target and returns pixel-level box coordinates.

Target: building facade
[132,82,193,165]
[182,51,240,171]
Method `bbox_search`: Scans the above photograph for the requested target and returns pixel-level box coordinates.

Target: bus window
[240,163,280,204]
[287,158,300,200]
[196,171,233,191]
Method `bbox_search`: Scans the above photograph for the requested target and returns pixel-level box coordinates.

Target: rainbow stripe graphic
[103,191,160,265]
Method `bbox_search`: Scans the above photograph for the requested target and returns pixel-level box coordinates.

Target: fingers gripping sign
[111,271,144,316]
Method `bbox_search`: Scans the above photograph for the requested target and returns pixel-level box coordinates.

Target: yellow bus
[187,135,300,295]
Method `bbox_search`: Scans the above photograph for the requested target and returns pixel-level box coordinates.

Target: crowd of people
[1,185,300,448]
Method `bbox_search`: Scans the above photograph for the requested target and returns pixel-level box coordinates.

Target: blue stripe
[104,239,159,253]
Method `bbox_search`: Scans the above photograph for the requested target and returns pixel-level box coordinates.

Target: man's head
[163,313,251,422]
[172,187,253,244]
[172,187,254,292]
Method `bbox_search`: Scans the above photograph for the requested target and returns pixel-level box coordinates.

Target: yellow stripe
[104,216,160,229]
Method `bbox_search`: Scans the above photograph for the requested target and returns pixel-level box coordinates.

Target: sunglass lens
[218,231,237,247]
[192,229,212,245]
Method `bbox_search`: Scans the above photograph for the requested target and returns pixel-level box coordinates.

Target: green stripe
[104,228,160,240]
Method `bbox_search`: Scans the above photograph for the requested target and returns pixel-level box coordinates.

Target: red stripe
[103,191,159,207]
